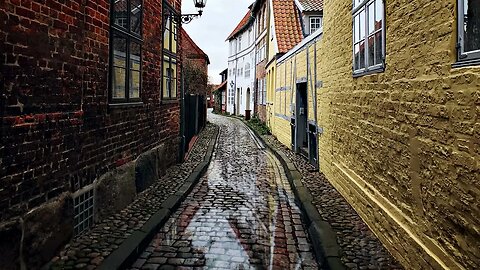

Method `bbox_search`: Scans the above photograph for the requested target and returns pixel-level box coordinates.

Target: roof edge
[278,27,323,63]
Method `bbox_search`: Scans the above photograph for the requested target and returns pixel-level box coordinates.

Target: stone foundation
[0,138,180,269]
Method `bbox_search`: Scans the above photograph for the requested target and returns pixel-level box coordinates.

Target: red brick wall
[180,29,208,76]
[0,0,182,223]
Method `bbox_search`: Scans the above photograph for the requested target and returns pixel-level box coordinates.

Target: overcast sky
[182,0,253,84]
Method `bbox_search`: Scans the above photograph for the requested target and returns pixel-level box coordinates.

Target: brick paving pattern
[50,124,218,270]
[261,135,404,270]
[131,113,320,270]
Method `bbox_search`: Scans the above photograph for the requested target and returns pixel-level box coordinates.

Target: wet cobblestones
[260,135,404,270]
[50,124,218,270]
[131,113,320,270]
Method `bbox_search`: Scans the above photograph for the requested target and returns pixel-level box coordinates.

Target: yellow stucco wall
[267,0,479,269]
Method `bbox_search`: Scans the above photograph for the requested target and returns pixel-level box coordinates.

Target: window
[310,16,322,34]
[238,36,242,51]
[73,185,95,236]
[110,0,143,102]
[162,2,179,99]
[262,6,267,30]
[257,78,267,105]
[457,0,480,65]
[353,0,385,74]
[245,63,251,78]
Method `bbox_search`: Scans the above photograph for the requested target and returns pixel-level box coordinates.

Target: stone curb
[98,126,219,270]
[242,119,345,270]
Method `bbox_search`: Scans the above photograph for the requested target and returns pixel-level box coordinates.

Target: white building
[226,9,256,116]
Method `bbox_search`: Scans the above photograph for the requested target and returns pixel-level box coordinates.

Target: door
[295,82,308,157]
[236,88,240,115]
[246,88,251,111]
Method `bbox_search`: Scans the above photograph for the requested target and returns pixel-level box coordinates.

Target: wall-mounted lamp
[167,0,207,24]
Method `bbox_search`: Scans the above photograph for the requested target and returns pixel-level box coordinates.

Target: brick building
[181,28,209,95]
[0,0,185,268]
[267,0,480,269]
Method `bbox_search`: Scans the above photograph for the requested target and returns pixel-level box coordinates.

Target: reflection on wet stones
[131,112,320,269]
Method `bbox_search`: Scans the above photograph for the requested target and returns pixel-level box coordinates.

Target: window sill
[108,101,144,108]
[161,99,179,105]
[452,58,480,68]
[353,67,384,78]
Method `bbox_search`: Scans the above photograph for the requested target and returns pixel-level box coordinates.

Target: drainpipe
[234,41,238,115]
[179,56,186,162]
[314,40,319,169]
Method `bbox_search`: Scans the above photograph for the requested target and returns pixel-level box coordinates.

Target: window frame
[109,0,144,104]
[455,0,480,67]
[162,2,179,100]
[309,16,322,34]
[352,0,386,77]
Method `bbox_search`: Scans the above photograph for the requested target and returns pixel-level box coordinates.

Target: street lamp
[167,0,207,24]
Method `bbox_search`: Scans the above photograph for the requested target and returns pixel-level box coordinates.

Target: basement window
[352,0,385,76]
[73,186,95,236]
[456,0,480,66]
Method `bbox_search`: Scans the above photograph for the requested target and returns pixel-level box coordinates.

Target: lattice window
[73,186,95,236]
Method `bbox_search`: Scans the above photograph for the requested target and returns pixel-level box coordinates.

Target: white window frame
[456,0,480,66]
[352,0,385,76]
[309,16,322,34]
[245,63,251,78]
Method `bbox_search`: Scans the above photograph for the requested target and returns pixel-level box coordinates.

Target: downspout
[180,62,186,161]
[234,39,238,115]
[314,40,319,169]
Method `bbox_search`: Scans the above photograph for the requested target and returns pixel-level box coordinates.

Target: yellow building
[268,0,480,269]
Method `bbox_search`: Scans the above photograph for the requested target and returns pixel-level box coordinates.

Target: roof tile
[297,0,323,12]
[272,0,303,53]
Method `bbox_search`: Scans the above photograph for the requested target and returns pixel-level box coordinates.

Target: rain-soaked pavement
[131,112,319,269]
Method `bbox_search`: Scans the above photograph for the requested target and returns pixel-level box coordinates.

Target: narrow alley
[131,112,319,269]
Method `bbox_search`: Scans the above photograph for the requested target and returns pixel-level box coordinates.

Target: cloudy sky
[182,0,253,84]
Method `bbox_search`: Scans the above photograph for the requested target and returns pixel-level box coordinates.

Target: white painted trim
[278,28,323,63]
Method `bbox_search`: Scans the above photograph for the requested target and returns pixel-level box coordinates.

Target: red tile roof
[297,0,323,12]
[214,80,227,92]
[272,0,304,53]
[227,10,253,40]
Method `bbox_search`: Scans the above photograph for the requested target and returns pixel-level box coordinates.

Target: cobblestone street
[131,113,320,270]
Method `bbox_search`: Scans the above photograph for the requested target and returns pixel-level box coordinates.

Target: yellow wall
[268,0,479,269]
[269,39,321,151]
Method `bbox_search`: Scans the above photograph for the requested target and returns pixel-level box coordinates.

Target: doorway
[236,88,240,115]
[246,88,251,111]
[295,82,308,157]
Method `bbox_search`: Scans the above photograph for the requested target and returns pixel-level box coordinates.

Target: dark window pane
[354,43,360,70]
[113,35,127,68]
[114,0,128,28]
[113,67,126,98]
[359,40,365,69]
[130,42,141,98]
[112,35,127,99]
[375,31,383,65]
[131,0,142,35]
[368,35,375,67]
[464,0,480,52]
[130,70,140,98]
[130,42,141,69]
